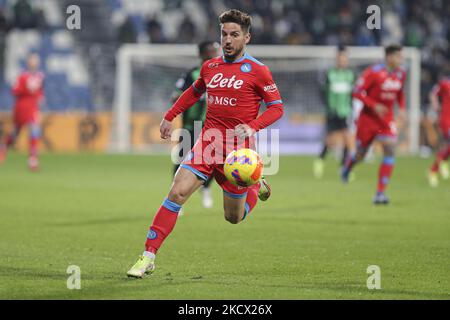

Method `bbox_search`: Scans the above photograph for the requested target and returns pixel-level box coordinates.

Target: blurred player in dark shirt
[314,46,354,179]
[171,41,220,210]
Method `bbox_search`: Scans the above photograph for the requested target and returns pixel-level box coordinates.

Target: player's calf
[28,156,39,172]
[222,181,263,224]
[341,148,367,183]
[0,144,6,163]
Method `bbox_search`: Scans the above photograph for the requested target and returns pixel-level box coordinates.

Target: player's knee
[168,187,189,205]
[224,214,240,224]
[223,209,242,224]
[354,152,363,162]
[383,146,395,157]
[354,148,367,161]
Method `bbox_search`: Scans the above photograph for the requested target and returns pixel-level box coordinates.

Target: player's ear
[245,32,251,44]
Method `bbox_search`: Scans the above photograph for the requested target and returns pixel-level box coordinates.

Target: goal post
[111,44,421,154]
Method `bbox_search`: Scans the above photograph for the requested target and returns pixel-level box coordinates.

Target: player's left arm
[397,72,407,128]
[236,66,284,138]
[38,75,45,106]
[429,81,442,113]
[12,74,27,97]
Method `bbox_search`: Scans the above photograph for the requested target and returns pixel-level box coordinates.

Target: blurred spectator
[13,0,36,29]
[146,14,166,43]
[176,17,196,43]
[116,0,449,106]
[118,15,137,44]
[34,7,47,32]
[0,8,8,83]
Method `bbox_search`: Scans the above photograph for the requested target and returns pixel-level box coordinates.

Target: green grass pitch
[0,152,449,299]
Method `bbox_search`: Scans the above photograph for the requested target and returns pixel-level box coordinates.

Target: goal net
[111,44,420,155]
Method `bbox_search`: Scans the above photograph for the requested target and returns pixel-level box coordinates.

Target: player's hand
[234,124,255,139]
[374,103,388,117]
[397,109,407,129]
[160,119,172,139]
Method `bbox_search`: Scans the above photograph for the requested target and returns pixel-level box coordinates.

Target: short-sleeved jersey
[173,66,207,131]
[353,63,406,127]
[192,53,283,134]
[431,78,450,125]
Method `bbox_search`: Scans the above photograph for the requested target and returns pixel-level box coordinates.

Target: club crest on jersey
[240,63,252,73]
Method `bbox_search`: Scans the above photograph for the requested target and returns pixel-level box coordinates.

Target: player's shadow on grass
[294,217,400,227]
[5,269,446,299]
[0,265,115,281]
[0,266,68,281]
[48,215,147,227]
[143,278,448,299]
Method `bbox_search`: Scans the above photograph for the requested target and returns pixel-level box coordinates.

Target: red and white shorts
[179,138,249,199]
[356,117,397,148]
[13,109,39,128]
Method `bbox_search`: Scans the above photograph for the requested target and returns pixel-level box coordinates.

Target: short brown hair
[219,9,252,33]
[385,44,402,56]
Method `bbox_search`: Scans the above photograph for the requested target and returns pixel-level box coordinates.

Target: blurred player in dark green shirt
[171,41,220,209]
[314,46,355,178]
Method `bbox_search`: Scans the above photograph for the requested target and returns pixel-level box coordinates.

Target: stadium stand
[106,0,450,108]
[0,0,93,112]
[0,0,449,118]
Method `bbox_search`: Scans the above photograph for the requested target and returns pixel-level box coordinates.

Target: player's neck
[386,63,397,71]
[223,51,246,63]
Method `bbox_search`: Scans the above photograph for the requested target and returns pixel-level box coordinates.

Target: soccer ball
[224,148,263,187]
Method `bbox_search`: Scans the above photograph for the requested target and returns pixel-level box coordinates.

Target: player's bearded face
[387,51,404,69]
[221,23,250,61]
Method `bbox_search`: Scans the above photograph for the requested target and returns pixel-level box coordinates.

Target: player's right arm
[170,70,193,104]
[161,65,207,139]
[352,67,387,117]
[429,81,442,113]
[12,74,28,97]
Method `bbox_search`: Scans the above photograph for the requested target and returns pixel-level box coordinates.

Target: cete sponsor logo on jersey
[263,83,277,93]
[208,94,237,106]
[207,73,244,89]
[381,78,402,91]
